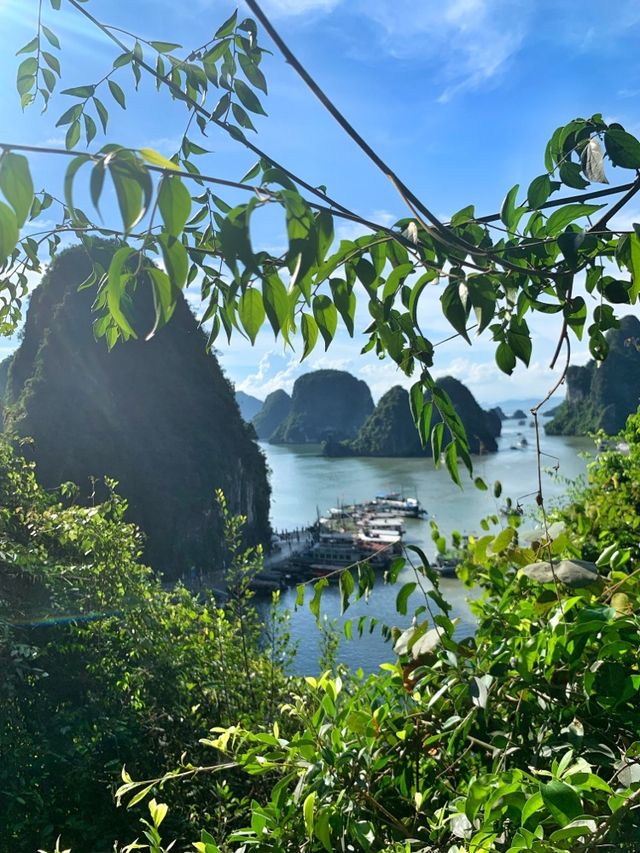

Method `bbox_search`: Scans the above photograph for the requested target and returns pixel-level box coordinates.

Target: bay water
[258,419,593,674]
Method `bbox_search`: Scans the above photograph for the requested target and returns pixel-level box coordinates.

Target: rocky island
[252,389,292,440]
[269,369,374,444]
[545,315,640,435]
[1,244,271,579]
[323,376,501,457]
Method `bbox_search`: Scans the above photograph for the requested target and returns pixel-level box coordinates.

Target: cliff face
[236,391,263,422]
[270,370,374,444]
[325,377,500,457]
[252,389,292,440]
[2,244,271,579]
[546,315,640,436]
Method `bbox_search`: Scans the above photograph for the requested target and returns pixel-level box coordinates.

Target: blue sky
[2,0,640,403]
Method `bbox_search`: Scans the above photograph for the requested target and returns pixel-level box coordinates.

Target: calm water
[258,420,593,674]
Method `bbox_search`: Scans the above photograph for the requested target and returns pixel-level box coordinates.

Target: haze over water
[259,419,593,674]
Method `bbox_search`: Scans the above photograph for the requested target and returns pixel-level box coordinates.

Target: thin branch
[65,0,363,224]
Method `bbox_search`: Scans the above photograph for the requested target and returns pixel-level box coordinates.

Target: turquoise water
[258,421,593,674]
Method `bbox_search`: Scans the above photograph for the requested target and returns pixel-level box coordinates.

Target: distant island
[266,369,374,444]
[546,315,640,435]
[0,243,270,579]
[236,390,263,422]
[252,389,292,440]
[323,377,500,458]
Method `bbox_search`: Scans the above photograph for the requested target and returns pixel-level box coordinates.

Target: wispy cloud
[259,0,343,16]
[351,0,532,102]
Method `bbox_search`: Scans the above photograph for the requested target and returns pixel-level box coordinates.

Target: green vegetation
[16,407,635,853]
[546,315,640,436]
[8,5,640,479]
[325,377,500,457]
[0,441,292,852]
[4,4,640,851]
[1,243,270,579]
[269,369,374,444]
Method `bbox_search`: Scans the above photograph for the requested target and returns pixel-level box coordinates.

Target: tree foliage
[4,1,640,480]
[0,442,291,851]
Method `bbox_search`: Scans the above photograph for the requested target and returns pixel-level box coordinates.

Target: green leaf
[149,41,181,53]
[109,160,145,232]
[158,176,191,236]
[42,51,60,75]
[147,267,176,338]
[545,203,603,236]
[17,37,39,55]
[41,25,60,48]
[61,84,95,98]
[0,201,19,262]
[295,584,305,607]
[312,295,338,349]
[527,174,552,209]
[262,274,289,338]
[445,442,460,486]
[106,247,137,337]
[139,148,180,171]
[234,79,266,115]
[65,120,81,150]
[238,288,265,344]
[339,568,355,613]
[158,234,188,289]
[396,582,416,616]
[540,781,583,827]
[108,79,126,109]
[441,281,470,342]
[215,9,238,38]
[329,278,355,336]
[628,232,640,302]
[303,792,316,838]
[63,154,91,221]
[93,97,109,132]
[500,183,520,228]
[309,577,328,620]
[238,52,267,94]
[495,341,516,375]
[521,792,544,825]
[431,420,444,461]
[0,152,34,227]
[301,312,318,360]
[559,161,589,190]
[604,127,640,169]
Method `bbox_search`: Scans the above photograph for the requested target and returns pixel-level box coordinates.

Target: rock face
[235,391,263,422]
[546,315,640,436]
[252,389,292,440]
[270,370,374,444]
[2,244,271,579]
[511,409,527,421]
[324,377,500,457]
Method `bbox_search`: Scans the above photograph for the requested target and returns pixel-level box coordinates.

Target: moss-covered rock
[270,370,373,444]
[252,389,292,440]
[545,315,640,436]
[2,243,271,579]
[324,377,500,457]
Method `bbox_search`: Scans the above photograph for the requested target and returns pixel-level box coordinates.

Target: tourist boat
[364,492,427,518]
